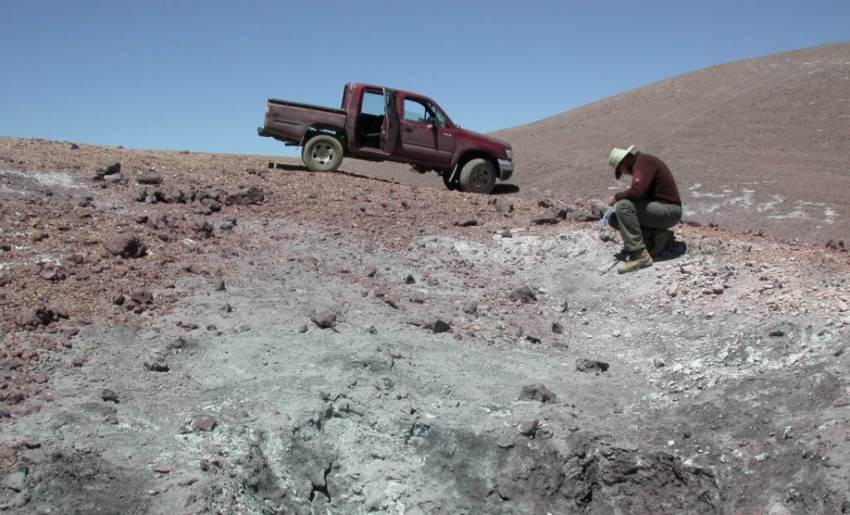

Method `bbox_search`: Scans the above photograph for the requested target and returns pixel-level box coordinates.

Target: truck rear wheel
[302,135,343,172]
[459,158,497,194]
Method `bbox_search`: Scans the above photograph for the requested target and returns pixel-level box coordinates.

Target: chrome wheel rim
[311,142,335,167]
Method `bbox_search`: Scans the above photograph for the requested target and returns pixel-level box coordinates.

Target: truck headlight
[505,149,513,160]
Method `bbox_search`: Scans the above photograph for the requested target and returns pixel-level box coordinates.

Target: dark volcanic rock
[93,162,121,180]
[224,187,265,206]
[105,234,146,258]
[219,216,237,231]
[101,389,119,403]
[455,218,480,227]
[519,384,557,403]
[144,360,169,372]
[576,359,610,373]
[532,207,566,225]
[429,320,451,334]
[509,286,537,303]
[136,171,162,185]
[130,289,153,305]
[18,305,69,328]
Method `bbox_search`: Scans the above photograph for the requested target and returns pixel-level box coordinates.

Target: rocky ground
[1,137,849,514]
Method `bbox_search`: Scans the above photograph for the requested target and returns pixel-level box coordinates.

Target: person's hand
[607,196,617,207]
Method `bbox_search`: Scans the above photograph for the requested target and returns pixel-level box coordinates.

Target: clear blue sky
[1,1,848,156]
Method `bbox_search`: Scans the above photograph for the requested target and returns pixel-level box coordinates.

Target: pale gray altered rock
[518,419,539,437]
[310,309,337,329]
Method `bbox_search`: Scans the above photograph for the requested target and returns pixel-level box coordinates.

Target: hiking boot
[617,249,653,274]
[649,230,673,259]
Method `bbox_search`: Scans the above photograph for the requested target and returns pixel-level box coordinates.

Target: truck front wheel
[302,135,343,172]
[459,158,497,194]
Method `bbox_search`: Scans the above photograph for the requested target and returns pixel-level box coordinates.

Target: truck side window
[403,98,432,124]
[361,91,385,116]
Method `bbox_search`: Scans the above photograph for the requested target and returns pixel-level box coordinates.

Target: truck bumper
[498,159,514,181]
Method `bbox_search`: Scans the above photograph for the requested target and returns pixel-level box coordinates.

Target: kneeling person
[606,145,683,274]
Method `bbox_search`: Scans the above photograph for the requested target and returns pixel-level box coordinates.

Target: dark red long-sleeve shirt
[614,152,682,205]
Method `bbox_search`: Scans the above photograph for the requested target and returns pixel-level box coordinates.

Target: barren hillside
[344,42,850,244]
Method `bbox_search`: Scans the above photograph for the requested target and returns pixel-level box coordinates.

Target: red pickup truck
[258,83,514,194]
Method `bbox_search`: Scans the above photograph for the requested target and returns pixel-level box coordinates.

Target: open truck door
[382,88,399,154]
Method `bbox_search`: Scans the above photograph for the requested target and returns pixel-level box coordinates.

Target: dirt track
[1,138,850,513]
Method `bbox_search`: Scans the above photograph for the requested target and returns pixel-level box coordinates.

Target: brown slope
[495,41,850,243]
[343,43,850,244]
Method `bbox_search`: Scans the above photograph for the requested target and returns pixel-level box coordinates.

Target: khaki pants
[608,199,682,252]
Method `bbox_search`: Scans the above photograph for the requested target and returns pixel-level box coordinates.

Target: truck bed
[260,98,347,144]
[267,98,346,115]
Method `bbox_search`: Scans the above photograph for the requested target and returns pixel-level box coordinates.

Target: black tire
[459,158,497,194]
[301,135,343,172]
[442,171,459,191]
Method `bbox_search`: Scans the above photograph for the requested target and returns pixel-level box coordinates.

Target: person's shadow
[654,239,688,262]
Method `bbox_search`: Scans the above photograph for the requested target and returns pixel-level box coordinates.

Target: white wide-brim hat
[608,145,635,179]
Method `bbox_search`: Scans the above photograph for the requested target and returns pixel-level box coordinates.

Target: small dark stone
[130,290,153,305]
[519,384,556,403]
[219,216,237,231]
[105,234,146,258]
[144,360,169,372]
[455,218,480,227]
[224,187,265,206]
[405,274,416,285]
[576,359,610,373]
[101,389,119,403]
[94,162,121,179]
[430,320,451,334]
[221,303,233,313]
[136,171,162,185]
[532,207,566,225]
[509,286,537,303]
[551,322,563,334]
